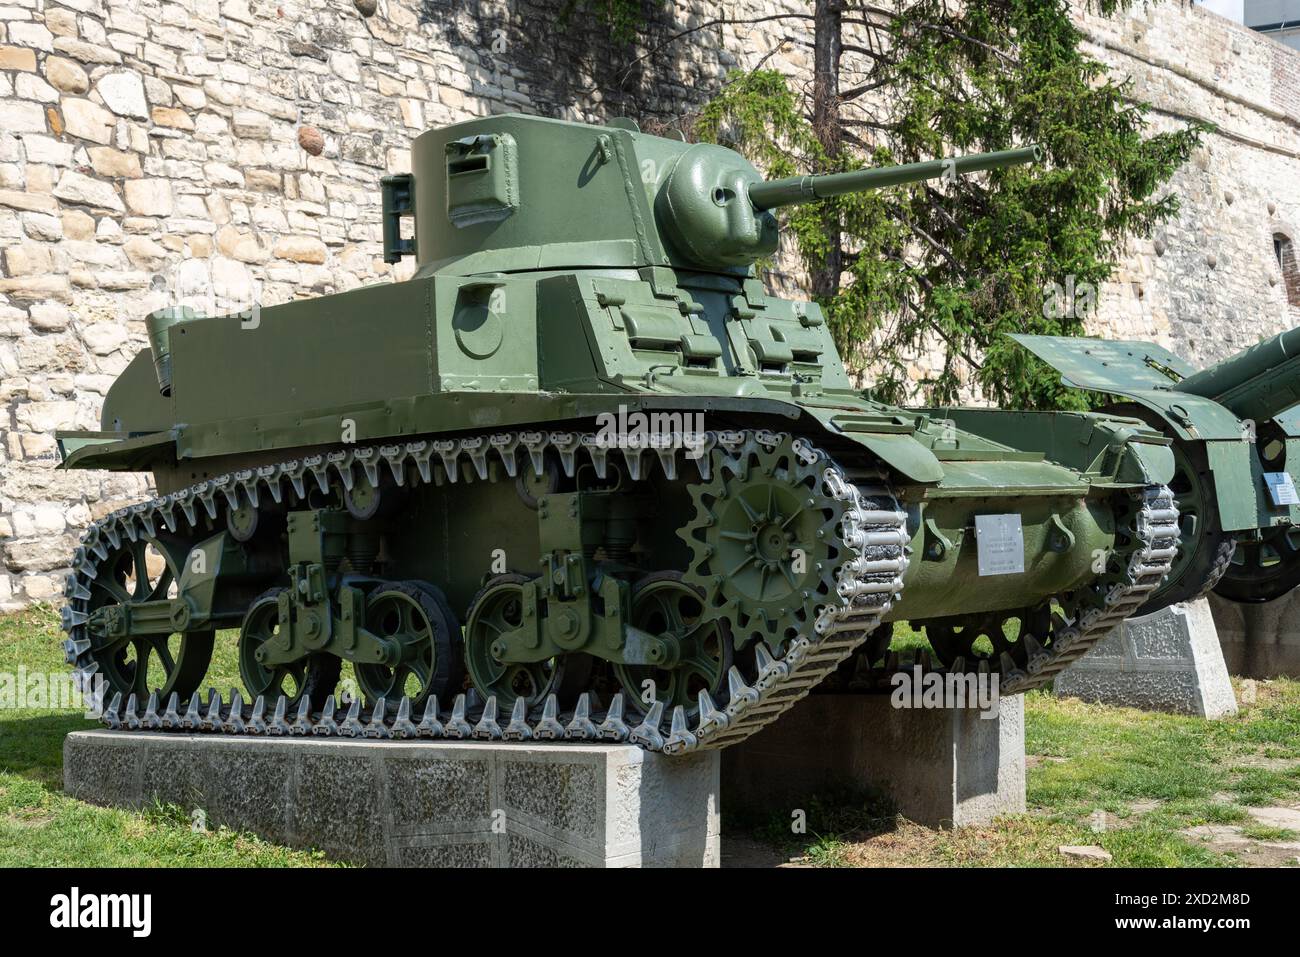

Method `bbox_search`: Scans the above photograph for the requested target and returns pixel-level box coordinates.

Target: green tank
[55,114,1182,754]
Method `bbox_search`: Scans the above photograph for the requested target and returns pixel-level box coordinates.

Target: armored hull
[56,114,1180,753]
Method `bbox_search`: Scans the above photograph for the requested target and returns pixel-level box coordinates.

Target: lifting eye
[712,187,736,207]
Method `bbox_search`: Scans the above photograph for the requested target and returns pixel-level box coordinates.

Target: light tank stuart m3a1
[54,114,1182,753]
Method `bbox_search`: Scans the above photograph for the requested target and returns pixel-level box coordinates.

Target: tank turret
[384,114,1040,275]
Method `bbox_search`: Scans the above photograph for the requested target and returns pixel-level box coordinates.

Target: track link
[1000,484,1180,693]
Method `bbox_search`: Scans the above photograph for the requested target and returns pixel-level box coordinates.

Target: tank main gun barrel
[746,145,1043,211]
[1175,326,1300,424]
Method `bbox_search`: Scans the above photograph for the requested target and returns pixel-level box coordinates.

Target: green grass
[1011,685,1300,865]
[890,618,1018,660]
[0,605,341,866]
[1027,694,1222,810]
[1028,684,1300,813]
[741,669,1300,867]
[888,620,931,656]
[6,605,1299,868]
[1239,822,1296,842]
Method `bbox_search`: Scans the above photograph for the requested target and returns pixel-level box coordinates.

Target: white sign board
[1264,471,1299,507]
[975,513,1025,576]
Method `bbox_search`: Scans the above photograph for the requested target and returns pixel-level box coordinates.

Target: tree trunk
[811,0,844,301]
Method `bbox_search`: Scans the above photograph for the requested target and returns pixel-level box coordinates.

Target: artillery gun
[1015,330,1300,608]
[56,114,1180,753]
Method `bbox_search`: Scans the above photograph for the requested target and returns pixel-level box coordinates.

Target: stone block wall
[0,0,1297,608]
[1076,2,1300,365]
[0,0,820,608]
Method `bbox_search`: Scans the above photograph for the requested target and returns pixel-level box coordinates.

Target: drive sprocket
[680,432,849,654]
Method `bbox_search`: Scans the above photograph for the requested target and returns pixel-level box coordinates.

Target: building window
[1277,233,1300,307]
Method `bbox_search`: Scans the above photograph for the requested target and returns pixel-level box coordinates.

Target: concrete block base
[1055,599,1237,718]
[64,731,719,867]
[721,694,1025,828]
[1209,591,1300,679]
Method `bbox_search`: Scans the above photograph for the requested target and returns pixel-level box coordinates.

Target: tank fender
[842,431,944,483]
[1272,404,1300,438]
[795,406,944,483]
[1010,334,1248,441]
[1100,427,1175,487]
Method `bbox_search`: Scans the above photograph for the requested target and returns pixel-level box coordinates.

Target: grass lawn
[2,604,1296,867]
[0,604,340,866]
[737,629,1300,866]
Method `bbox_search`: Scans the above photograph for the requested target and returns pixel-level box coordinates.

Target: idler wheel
[83,534,214,702]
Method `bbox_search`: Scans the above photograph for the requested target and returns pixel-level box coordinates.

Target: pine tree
[695,0,1206,409]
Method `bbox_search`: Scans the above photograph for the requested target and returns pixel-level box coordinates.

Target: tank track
[61,428,907,756]
[1193,535,1236,601]
[823,484,1179,695]
[1000,484,1179,693]
[59,430,1177,753]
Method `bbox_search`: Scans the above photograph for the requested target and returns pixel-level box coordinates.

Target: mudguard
[913,407,1174,489]
[1010,334,1247,441]
[811,407,944,483]
[1273,404,1300,439]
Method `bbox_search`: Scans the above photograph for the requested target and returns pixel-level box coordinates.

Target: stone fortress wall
[1077,2,1300,368]
[0,0,1297,608]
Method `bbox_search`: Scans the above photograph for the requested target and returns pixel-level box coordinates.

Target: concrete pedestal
[1054,600,1237,718]
[721,694,1025,828]
[64,731,719,867]
[1209,591,1300,679]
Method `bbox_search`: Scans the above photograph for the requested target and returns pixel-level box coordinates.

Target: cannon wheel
[1214,526,1300,603]
[1104,402,1236,615]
